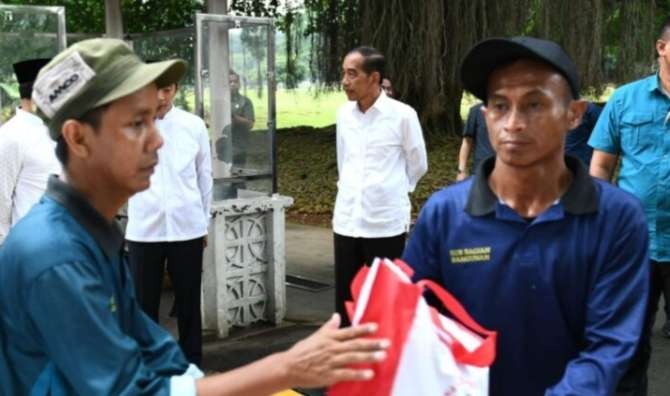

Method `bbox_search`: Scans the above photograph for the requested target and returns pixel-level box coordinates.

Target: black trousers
[616,260,670,396]
[333,232,406,327]
[128,237,204,365]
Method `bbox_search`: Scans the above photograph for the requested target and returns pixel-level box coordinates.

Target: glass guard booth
[195,14,276,202]
[194,14,290,338]
[0,5,66,124]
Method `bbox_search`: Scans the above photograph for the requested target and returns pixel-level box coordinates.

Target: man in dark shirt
[229,71,255,169]
[456,102,495,180]
[564,101,602,166]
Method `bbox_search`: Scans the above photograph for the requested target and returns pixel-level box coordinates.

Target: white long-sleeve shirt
[333,92,428,238]
[0,108,61,244]
[126,106,213,242]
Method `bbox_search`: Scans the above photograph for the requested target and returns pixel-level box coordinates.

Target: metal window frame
[194,13,277,194]
[0,5,67,50]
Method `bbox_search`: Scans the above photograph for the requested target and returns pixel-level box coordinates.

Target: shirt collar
[370,90,391,115]
[160,105,176,121]
[465,155,598,216]
[352,90,390,116]
[649,74,670,99]
[45,175,123,259]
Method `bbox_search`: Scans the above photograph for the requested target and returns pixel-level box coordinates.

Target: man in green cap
[0,38,388,395]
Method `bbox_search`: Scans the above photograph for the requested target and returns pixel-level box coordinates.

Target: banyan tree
[302,0,661,135]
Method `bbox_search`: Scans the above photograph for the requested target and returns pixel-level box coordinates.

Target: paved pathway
[157,222,670,395]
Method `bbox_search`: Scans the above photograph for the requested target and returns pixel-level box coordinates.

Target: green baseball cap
[32,38,186,139]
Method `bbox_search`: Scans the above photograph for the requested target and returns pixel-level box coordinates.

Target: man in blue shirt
[0,38,388,395]
[404,36,649,395]
[589,17,670,396]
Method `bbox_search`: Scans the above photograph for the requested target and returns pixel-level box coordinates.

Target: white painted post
[104,0,123,39]
[207,0,232,177]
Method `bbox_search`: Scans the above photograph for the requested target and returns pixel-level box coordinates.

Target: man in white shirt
[0,58,60,245]
[334,46,428,326]
[126,80,212,365]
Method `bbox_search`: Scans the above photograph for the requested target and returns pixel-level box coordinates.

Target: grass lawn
[179,87,347,130]
[275,88,346,129]
[238,87,347,130]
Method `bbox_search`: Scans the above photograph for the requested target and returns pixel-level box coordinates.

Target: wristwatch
[457,167,465,173]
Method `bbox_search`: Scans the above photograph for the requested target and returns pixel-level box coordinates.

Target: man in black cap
[0,58,61,244]
[402,36,649,395]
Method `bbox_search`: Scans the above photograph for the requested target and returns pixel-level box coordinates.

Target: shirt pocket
[365,130,402,175]
[172,139,199,179]
[620,113,656,152]
[366,140,399,160]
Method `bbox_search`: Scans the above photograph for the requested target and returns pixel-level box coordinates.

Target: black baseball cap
[460,36,580,101]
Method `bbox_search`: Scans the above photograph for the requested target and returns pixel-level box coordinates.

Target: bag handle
[417,278,497,367]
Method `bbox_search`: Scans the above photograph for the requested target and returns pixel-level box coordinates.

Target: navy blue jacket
[403,157,649,395]
[565,102,602,167]
[462,103,495,173]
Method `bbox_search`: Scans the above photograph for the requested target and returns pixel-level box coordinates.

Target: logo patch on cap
[32,51,95,118]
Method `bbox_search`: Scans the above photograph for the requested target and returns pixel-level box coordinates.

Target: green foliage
[122,0,204,33]
[1,0,104,33]
[230,0,280,18]
[1,0,203,34]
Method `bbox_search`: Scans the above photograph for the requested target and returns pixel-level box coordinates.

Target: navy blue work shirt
[403,156,649,395]
[564,102,602,167]
[0,176,190,395]
[462,103,494,173]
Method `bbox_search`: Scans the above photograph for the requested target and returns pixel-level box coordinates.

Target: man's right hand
[194,313,389,396]
[278,313,389,388]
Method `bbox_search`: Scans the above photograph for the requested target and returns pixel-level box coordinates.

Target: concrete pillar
[104,0,123,39]
[202,195,293,338]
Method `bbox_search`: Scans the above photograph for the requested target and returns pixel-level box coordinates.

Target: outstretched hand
[279,313,390,388]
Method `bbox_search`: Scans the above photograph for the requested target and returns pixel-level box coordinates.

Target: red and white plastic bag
[329,258,497,396]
